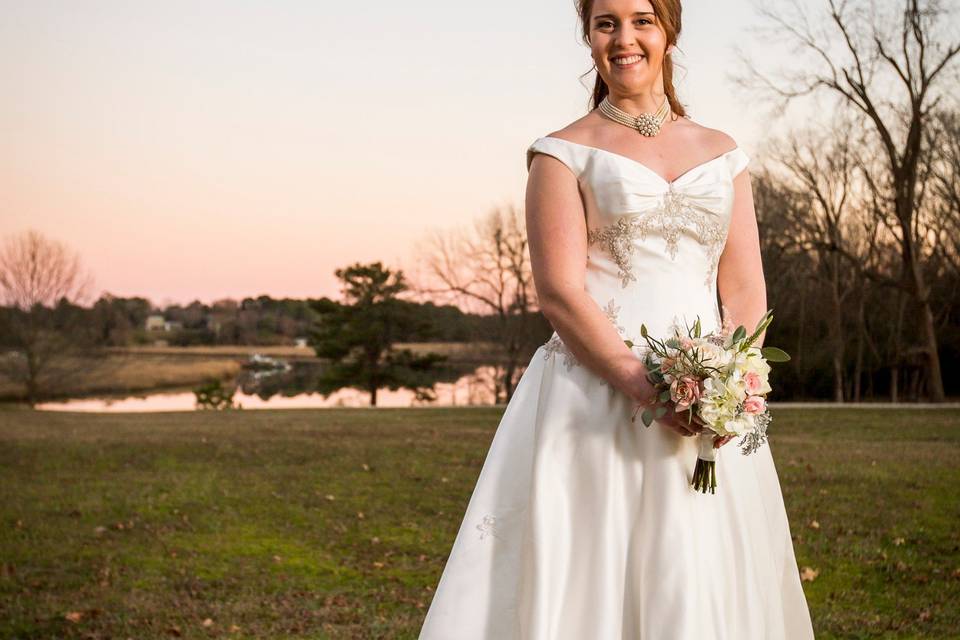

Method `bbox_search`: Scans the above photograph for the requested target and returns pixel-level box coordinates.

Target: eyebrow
[593,11,655,21]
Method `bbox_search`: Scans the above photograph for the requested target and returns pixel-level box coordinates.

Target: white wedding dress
[419,135,815,639]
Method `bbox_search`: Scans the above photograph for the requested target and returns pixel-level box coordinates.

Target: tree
[926,109,960,277]
[736,0,960,401]
[308,262,447,406]
[767,125,866,400]
[414,205,543,403]
[0,229,95,405]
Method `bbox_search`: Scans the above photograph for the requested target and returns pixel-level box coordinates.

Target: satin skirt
[419,345,815,639]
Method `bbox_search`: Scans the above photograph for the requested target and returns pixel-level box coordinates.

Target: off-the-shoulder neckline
[538,135,742,186]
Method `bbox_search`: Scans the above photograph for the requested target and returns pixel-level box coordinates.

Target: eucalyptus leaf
[654,405,667,418]
[761,346,791,362]
[641,408,654,427]
[732,326,747,343]
[658,389,671,403]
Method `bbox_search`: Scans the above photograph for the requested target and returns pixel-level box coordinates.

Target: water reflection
[35,361,509,412]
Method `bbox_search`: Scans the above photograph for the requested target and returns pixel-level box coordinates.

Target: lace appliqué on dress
[541,299,629,381]
[543,333,579,371]
[587,185,726,289]
[476,514,500,540]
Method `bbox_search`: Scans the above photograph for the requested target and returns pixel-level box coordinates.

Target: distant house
[145,315,183,332]
[145,315,166,331]
[294,337,308,348]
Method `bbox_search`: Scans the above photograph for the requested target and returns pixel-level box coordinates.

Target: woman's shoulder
[541,111,606,147]
[526,115,601,174]
[672,117,738,154]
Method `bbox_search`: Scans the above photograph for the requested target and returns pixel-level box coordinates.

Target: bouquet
[624,309,790,494]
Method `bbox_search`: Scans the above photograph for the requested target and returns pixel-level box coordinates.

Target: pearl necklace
[598,95,671,137]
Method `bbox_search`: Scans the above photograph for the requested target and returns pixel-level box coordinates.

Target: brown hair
[576,0,687,117]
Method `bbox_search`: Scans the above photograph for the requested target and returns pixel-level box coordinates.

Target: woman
[420,0,815,637]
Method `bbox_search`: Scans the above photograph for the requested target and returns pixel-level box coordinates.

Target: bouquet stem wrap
[692,432,718,494]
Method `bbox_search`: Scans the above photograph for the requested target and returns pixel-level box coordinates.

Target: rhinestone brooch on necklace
[598,94,670,136]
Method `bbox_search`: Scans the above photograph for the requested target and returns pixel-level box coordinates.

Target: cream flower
[698,341,731,371]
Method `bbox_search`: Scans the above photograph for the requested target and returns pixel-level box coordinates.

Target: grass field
[1,405,958,639]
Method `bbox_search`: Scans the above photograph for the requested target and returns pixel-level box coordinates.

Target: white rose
[698,342,731,371]
[698,399,723,426]
[722,417,753,436]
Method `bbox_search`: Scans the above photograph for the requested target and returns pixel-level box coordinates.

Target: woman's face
[588,0,669,96]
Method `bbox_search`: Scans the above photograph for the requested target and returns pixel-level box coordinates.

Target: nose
[613,23,640,50]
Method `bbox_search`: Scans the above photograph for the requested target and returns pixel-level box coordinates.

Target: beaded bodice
[525,135,750,368]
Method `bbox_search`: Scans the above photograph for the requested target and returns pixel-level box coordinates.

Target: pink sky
[1,1,806,308]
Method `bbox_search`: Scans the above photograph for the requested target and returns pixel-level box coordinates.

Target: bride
[419,0,815,638]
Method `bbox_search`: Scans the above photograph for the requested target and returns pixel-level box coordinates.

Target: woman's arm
[525,151,654,404]
[716,167,768,348]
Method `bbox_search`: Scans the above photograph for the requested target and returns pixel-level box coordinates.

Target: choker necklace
[598,95,671,137]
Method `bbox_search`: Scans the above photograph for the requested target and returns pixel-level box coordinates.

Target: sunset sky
[2,0,808,308]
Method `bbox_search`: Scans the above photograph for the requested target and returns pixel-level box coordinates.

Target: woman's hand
[713,435,734,448]
[657,401,705,437]
[631,386,705,437]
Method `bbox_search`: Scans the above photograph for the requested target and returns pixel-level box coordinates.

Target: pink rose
[743,395,766,415]
[744,371,763,395]
[670,375,702,410]
[679,337,694,350]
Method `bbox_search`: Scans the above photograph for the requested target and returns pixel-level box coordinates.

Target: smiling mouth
[611,54,645,67]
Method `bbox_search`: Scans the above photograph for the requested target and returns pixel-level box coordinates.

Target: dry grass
[0,343,505,402]
[0,354,241,401]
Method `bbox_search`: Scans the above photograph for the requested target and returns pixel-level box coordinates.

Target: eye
[596,20,614,29]
[635,18,652,25]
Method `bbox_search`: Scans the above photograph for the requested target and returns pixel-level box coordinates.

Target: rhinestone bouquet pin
[624,309,790,494]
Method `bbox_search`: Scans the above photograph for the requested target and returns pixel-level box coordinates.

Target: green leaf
[665,337,680,348]
[623,339,634,348]
[732,325,747,344]
[658,389,671,403]
[693,317,702,338]
[640,324,648,337]
[654,405,667,418]
[744,309,774,348]
[761,346,791,362]
[641,408,654,427]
